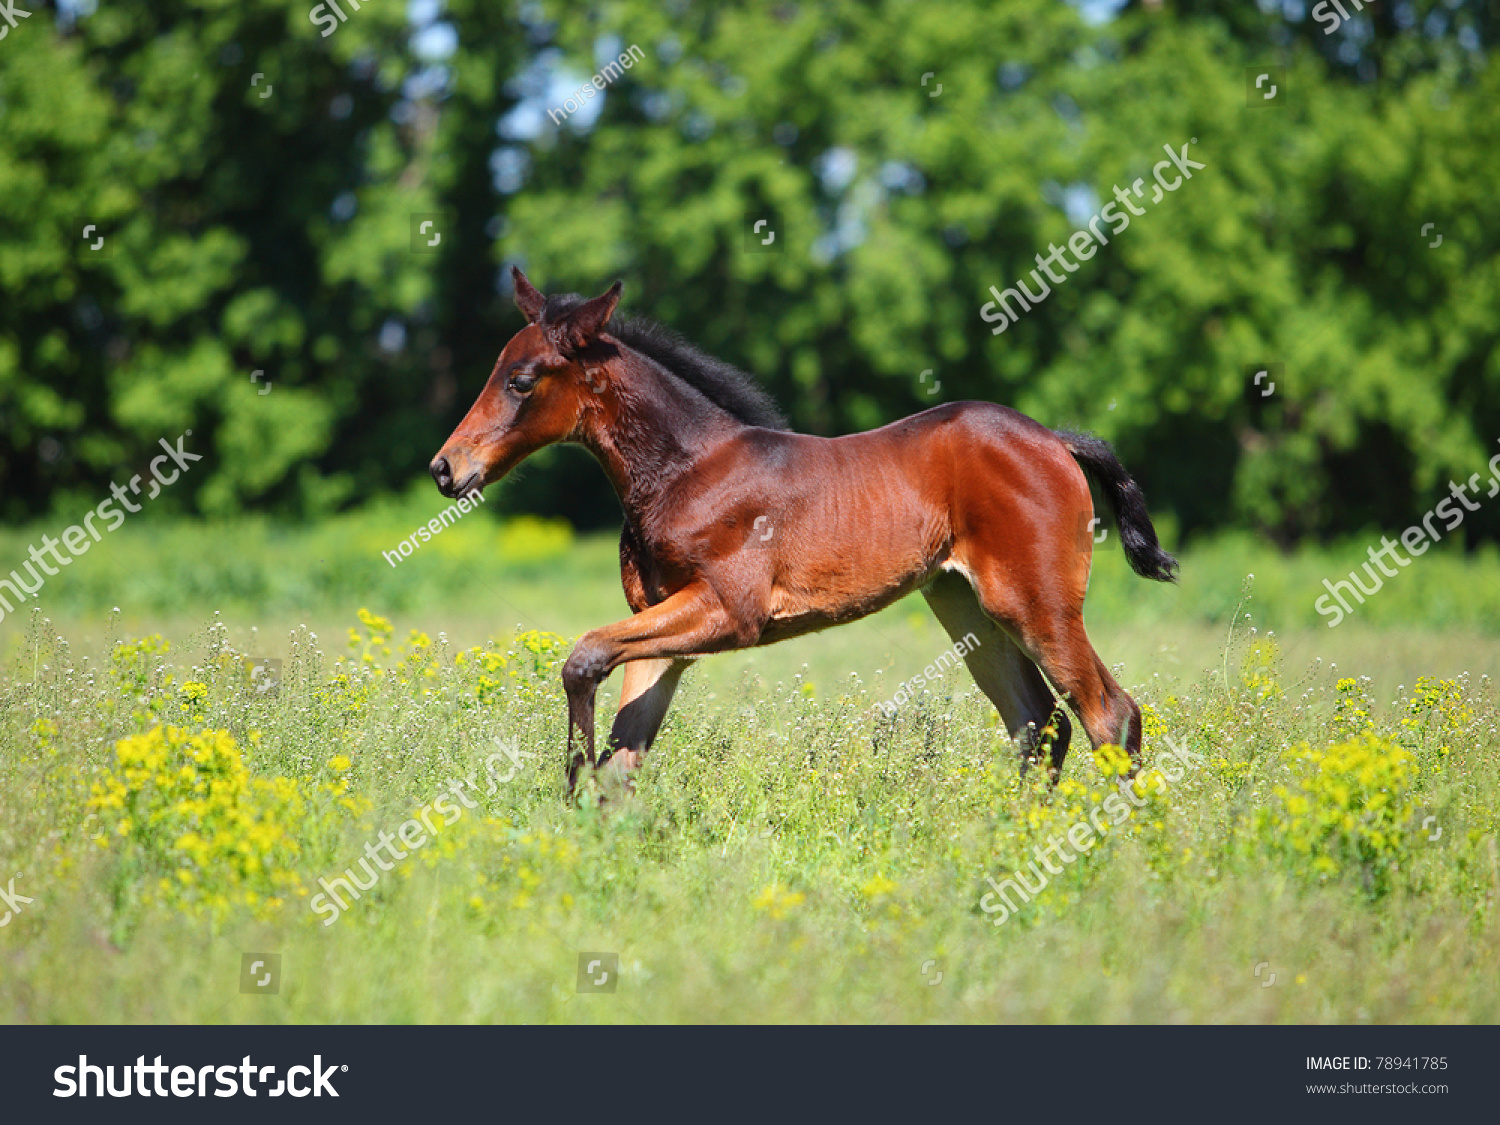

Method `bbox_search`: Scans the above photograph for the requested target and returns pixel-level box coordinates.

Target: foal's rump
[890,401,1178,590]
[905,406,1092,606]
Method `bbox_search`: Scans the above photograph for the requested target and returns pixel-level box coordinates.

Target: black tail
[1055,430,1179,583]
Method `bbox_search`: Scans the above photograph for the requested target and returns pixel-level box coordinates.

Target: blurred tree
[0,0,516,518]
[1,0,1496,548]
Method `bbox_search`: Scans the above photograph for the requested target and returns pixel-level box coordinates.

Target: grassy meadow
[1,499,1498,1023]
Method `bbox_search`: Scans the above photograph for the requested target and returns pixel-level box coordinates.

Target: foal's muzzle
[431,447,488,499]
[430,455,480,499]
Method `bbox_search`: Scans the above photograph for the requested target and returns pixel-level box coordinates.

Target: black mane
[542,293,789,431]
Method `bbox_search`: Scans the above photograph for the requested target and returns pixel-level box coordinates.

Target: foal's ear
[545,281,623,355]
[512,267,547,324]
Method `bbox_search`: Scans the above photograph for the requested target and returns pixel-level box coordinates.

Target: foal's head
[430,268,621,498]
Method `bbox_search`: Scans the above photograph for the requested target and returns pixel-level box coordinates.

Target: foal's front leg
[596,657,693,790]
[561,582,743,794]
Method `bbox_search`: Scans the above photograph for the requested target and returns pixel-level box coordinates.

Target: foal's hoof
[595,750,641,801]
[566,750,641,807]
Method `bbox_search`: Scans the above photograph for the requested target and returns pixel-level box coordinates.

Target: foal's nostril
[430,456,453,491]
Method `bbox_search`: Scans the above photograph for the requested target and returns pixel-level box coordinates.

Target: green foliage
[0,495,579,624]
[86,722,362,930]
[1254,732,1418,896]
[0,0,517,519]
[7,513,1500,641]
[2,1,1498,542]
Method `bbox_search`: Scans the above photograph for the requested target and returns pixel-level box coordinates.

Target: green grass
[1,514,1498,1023]
[6,504,1500,696]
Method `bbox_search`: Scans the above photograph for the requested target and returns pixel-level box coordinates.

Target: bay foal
[431,270,1177,793]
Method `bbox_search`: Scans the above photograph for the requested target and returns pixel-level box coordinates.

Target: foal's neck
[575,349,748,520]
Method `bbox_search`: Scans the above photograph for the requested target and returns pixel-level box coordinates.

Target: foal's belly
[755,462,950,644]
[757,565,938,644]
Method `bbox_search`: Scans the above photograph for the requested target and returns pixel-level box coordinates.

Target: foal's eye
[508,371,539,394]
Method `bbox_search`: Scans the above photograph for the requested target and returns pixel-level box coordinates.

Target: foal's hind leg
[597,657,691,789]
[921,571,1072,778]
[961,568,1142,772]
[1022,612,1142,770]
